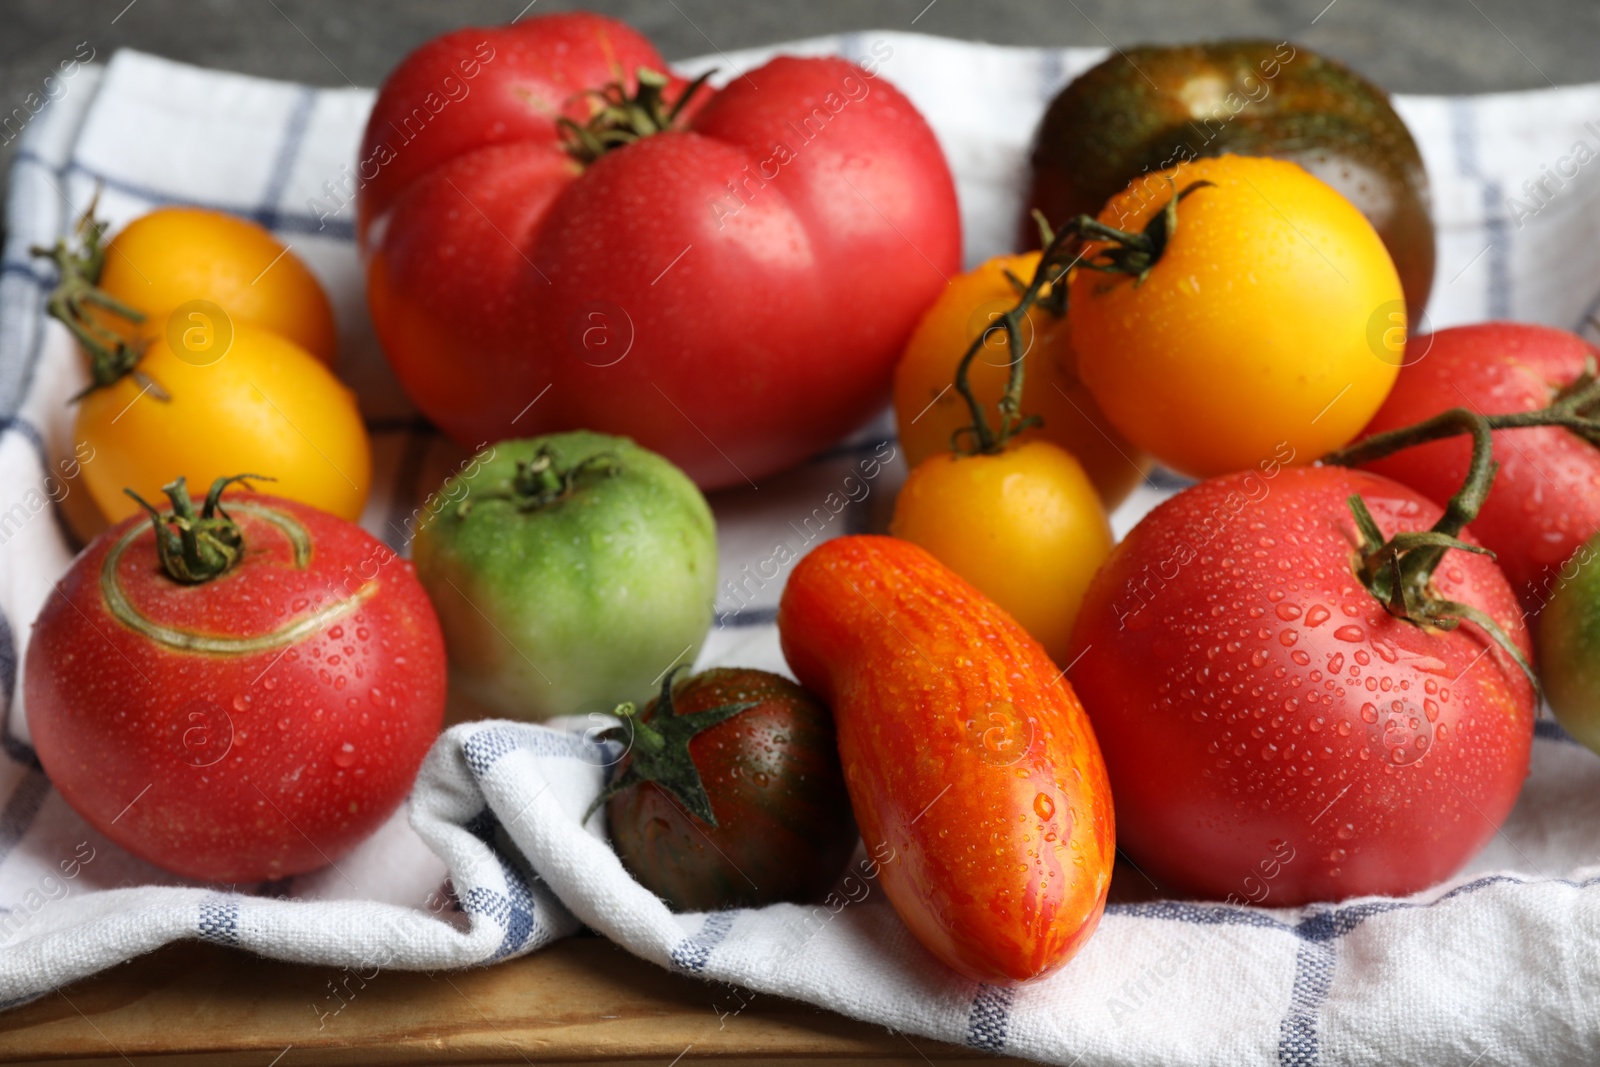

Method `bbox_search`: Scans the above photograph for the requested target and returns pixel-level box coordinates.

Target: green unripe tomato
[1537,535,1600,752]
[413,432,717,721]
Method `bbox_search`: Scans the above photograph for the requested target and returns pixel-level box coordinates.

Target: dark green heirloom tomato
[1026,40,1434,323]
[1538,533,1600,754]
[413,432,716,721]
[598,668,857,911]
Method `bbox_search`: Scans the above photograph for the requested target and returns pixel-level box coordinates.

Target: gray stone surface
[2,0,1596,226]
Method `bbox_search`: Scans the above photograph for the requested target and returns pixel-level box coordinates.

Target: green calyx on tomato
[413,431,717,722]
[1331,411,1537,696]
[459,443,620,514]
[603,666,858,912]
[122,473,271,584]
[587,666,758,826]
[1326,364,1600,696]
[557,66,714,164]
[32,195,162,399]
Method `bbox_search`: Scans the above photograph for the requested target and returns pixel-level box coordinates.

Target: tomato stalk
[585,666,758,827]
[1329,363,1600,458]
[124,473,271,584]
[31,194,169,402]
[557,66,714,164]
[949,181,1212,456]
[457,444,620,516]
[1317,394,1599,695]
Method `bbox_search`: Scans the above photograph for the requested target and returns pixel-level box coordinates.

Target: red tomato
[778,536,1113,985]
[1066,467,1534,904]
[1356,322,1600,613]
[25,488,446,882]
[359,13,961,489]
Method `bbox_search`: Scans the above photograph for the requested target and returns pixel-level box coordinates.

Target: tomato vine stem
[31,192,169,402]
[1314,376,1600,696]
[949,180,1213,456]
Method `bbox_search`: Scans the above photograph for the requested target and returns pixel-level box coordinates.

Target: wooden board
[0,936,1034,1066]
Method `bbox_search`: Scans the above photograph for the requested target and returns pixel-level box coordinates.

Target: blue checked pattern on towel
[2,33,1600,1067]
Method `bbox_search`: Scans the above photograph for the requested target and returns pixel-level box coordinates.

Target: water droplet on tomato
[1276,603,1302,621]
[333,742,357,768]
[1334,626,1365,642]
[1305,605,1331,627]
[262,676,278,691]
[1034,793,1055,821]
[329,626,343,640]
[1360,703,1379,724]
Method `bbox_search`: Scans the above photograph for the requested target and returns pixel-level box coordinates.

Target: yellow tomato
[894,252,1148,509]
[76,324,371,523]
[1070,155,1403,478]
[96,207,338,364]
[890,440,1112,665]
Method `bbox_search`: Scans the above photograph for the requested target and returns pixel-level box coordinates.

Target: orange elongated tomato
[777,536,1113,984]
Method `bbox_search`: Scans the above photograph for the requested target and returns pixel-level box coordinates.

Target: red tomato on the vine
[25,484,446,882]
[1066,467,1534,904]
[359,13,961,489]
[1356,322,1600,612]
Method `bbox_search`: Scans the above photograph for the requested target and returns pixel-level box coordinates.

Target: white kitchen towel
[2,31,1600,1067]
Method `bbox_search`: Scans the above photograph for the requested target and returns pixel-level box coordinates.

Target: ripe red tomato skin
[778,536,1114,986]
[24,494,447,883]
[1066,468,1534,905]
[360,15,961,489]
[1356,322,1600,613]
[355,13,684,245]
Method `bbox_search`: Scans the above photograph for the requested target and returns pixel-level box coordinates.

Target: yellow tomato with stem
[1070,155,1403,478]
[37,204,366,540]
[894,252,1147,508]
[891,440,1112,665]
[75,323,371,524]
[95,207,338,364]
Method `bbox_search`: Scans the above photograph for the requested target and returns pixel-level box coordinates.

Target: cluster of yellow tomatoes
[888,154,1406,659]
[44,205,370,542]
